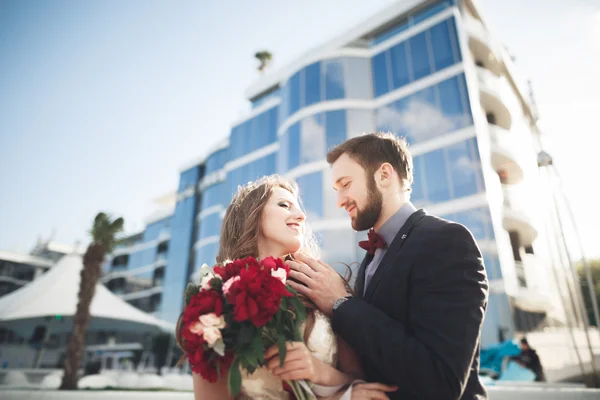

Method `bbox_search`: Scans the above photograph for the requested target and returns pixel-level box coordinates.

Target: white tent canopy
[0,254,174,336]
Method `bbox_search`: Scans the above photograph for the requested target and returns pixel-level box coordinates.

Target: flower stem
[286,380,309,400]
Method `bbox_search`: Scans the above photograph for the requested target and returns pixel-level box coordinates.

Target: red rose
[214,256,259,281]
[228,264,292,327]
[260,256,278,270]
[183,290,223,326]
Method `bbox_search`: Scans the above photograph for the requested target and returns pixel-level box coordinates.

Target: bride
[177,175,396,399]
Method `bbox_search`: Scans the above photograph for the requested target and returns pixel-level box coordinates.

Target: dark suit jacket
[332,210,489,400]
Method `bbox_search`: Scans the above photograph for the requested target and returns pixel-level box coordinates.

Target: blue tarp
[480,339,535,382]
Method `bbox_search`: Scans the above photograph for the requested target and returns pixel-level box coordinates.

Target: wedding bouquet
[181,256,314,399]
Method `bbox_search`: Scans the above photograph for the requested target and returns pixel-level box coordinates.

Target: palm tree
[255,50,272,74]
[59,212,124,390]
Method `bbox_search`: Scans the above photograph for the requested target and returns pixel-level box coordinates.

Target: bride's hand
[264,341,321,383]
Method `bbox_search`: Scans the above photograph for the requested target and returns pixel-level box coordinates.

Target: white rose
[271,268,287,284]
[199,313,226,329]
[200,274,214,291]
[223,276,240,295]
[202,327,222,346]
[189,321,204,336]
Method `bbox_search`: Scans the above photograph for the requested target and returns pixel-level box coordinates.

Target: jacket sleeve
[332,223,489,400]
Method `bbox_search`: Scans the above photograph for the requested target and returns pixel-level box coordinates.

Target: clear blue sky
[1,0,598,257]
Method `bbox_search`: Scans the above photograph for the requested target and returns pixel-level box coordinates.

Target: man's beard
[351,175,383,231]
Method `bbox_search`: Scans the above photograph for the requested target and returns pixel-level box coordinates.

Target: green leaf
[227,357,242,397]
[238,323,255,347]
[251,331,265,365]
[277,334,286,368]
[183,283,199,306]
[289,295,307,325]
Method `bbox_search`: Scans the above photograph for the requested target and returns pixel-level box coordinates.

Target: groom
[287,132,489,399]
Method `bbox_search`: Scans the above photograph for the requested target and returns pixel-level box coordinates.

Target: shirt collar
[377,202,417,246]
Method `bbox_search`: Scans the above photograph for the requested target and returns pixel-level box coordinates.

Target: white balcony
[465,14,503,76]
[476,67,512,131]
[502,185,538,246]
[489,124,524,184]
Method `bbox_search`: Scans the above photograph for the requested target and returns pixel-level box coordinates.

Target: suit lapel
[363,209,427,302]
[353,254,372,300]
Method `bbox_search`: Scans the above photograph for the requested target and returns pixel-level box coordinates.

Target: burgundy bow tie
[359,228,387,255]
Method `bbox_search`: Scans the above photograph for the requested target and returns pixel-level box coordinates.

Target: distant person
[511,337,545,382]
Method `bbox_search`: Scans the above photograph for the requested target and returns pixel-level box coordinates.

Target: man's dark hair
[326,132,413,190]
[520,337,529,346]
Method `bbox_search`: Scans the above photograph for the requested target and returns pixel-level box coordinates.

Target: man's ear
[376,163,395,187]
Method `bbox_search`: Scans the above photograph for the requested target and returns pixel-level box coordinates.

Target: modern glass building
[102,212,172,316]
[108,0,577,353]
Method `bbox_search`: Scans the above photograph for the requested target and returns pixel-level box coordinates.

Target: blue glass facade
[279,109,348,173]
[230,108,278,159]
[376,74,472,144]
[411,137,485,206]
[370,1,455,46]
[371,17,461,97]
[280,58,372,121]
[160,165,200,322]
[102,215,171,314]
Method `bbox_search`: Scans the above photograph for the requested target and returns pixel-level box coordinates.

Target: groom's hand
[286,252,348,317]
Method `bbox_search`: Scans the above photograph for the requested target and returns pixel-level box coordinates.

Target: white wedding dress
[239,310,338,399]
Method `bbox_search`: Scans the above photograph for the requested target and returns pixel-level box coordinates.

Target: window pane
[376,102,403,137]
[390,42,411,89]
[423,149,451,203]
[429,20,456,71]
[251,112,266,150]
[437,76,472,132]
[409,32,432,81]
[199,213,222,238]
[301,113,325,164]
[178,166,200,192]
[319,230,358,273]
[288,123,301,171]
[277,128,289,173]
[345,58,372,99]
[288,72,301,117]
[201,182,226,209]
[401,86,439,143]
[371,22,409,46]
[325,110,347,152]
[304,62,321,106]
[347,109,373,139]
[296,172,323,220]
[447,139,483,198]
[371,52,389,97]
[411,2,449,26]
[324,59,345,100]
[195,242,219,270]
[205,149,227,174]
[452,207,495,241]
[482,253,503,280]
[411,155,425,205]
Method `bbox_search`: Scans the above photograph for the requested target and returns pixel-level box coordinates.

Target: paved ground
[2,387,600,400]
